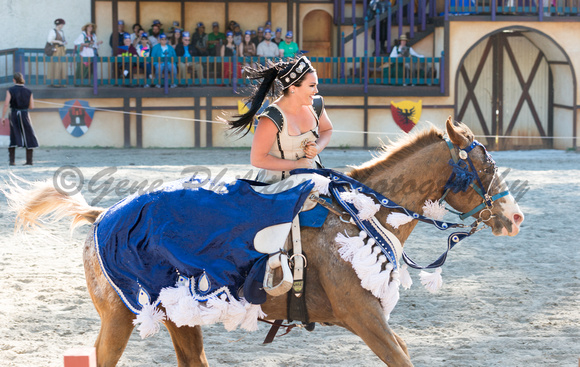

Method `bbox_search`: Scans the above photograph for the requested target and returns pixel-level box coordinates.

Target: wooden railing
[2,49,443,93]
[445,0,580,19]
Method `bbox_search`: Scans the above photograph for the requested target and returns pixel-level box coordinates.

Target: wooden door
[302,10,332,79]
[456,32,552,149]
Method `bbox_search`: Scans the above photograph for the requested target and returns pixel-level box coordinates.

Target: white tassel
[222,298,247,331]
[133,303,166,339]
[340,191,380,220]
[399,263,413,290]
[419,268,443,293]
[311,174,331,195]
[422,200,448,221]
[386,212,414,228]
[380,269,400,321]
[335,231,366,262]
[240,303,267,331]
[159,284,203,327]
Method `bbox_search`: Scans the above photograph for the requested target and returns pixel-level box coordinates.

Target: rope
[34,99,576,140]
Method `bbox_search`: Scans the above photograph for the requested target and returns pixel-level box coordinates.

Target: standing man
[207,22,225,56]
[278,31,299,58]
[251,27,264,48]
[256,29,279,58]
[47,18,67,87]
[272,27,283,45]
[109,20,125,55]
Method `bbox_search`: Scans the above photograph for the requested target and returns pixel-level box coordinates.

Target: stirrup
[263,253,293,296]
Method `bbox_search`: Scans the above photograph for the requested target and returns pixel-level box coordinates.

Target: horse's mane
[349,125,446,181]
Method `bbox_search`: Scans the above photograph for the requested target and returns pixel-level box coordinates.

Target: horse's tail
[4,177,104,231]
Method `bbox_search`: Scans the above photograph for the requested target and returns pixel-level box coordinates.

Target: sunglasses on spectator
[183,38,191,41]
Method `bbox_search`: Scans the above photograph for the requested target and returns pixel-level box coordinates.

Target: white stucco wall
[1,0,91,49]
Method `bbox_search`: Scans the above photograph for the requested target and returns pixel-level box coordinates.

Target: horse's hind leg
[164,321,209,367]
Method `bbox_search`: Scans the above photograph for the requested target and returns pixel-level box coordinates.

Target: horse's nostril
[513,213,524,226]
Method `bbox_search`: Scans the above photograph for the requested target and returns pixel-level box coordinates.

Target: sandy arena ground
[0,146,579,367]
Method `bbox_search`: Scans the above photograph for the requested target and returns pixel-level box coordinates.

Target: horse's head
[443,117,524,236]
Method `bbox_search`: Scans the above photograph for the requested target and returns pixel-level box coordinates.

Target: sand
[0,146,579,367]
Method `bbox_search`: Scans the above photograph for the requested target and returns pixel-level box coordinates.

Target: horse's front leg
[163,321,209,367]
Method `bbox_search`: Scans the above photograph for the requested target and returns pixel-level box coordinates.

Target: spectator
[239,30,256,57]
[136,32,153,87]
[192,22,209,56]
[148,19,164,36]
[265,20,272,29]
[227,20,237,33]
[207,22,225,56]
[129,23,143,47]
[74,23,103,85]
[168,21,181,38]
[2,72,38,166]
[176,31,203,84]
[109,20,125,55]
[251,27,264,48]
[272,27,283,45]
[170,28,182,48]
[148,21,163,47]
[150,34,177,88]
[389,34,424,85]
[278,31,299,58]
[221,31,239,81]
[46,18,67,87]
[257,29,279,58]
[233,23,243,46]
[116,33,139,82]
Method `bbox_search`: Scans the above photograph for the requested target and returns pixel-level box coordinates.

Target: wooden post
[63,347,97,367]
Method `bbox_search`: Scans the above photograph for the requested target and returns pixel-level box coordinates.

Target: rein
[292,137,512,271]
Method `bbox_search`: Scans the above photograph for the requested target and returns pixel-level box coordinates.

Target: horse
[7,118,523,367]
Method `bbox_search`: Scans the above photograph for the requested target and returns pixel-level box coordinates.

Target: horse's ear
[446,117,472,148]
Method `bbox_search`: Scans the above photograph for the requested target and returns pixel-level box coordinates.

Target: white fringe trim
[311,174,331,196]
[399,263,413,290]
[133,282,267,339]
[422,199,448,221]
[335,230,400,321]
[339,190,380,221]
[386,212,414,229]
[419,268,443,293]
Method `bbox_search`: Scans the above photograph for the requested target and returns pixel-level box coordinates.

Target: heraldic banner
[59,100,95,137]
[390,100,422,133]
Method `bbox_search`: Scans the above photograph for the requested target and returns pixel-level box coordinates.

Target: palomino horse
[8,118,523,366]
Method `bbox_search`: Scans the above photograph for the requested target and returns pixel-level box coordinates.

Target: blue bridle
[441,138,510,221]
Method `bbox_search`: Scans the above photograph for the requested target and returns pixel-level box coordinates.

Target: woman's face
[244,34,251,42]
[227,35,233,43]
[86,25,93,33]
[133,25,140,33]
[292,72,319,104]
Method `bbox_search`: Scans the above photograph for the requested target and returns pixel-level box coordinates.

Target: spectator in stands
[47,18,67,87]
[239,30,256,58]
[251,27,264,48]
[192,22,209,56]
[176,31,203,84]
[390,34,423,85]
[227,20,237,33]
[116,33,139,83]
[151,34,177,88]
[233,23,243,46]
[148,21,163,47]
[221,31,239,81]
[74,23,103,85]
[170,28,183,48]
[272,27,283,45]
[109,20,125,55]
[129,23,144,47]
[136,32,153,87]
[257,29,279,58]
[279,31,299,58]
[265,20,272,29]
[207,22,225,56]
[168,21,181,38]
[148,20,164,36]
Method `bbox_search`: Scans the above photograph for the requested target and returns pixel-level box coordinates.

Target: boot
[24,149,33,166]
[8,147,15,166]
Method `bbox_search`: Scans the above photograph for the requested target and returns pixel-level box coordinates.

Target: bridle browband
[292,136,513,271]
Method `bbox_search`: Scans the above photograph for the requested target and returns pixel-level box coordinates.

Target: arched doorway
[455,27,576,150]
[302,10,332,79]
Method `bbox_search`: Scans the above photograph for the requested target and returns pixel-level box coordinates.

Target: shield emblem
[59,100,95,137]
[237,99,270,134]
[390,100,422,133]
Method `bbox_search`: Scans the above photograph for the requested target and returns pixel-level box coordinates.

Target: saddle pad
[94,176,314,314]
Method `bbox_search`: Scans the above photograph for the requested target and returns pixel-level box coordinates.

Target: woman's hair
[132,23,142,32]
[82,23,97,33]
[226,56,314,136]
[13,72,25,84]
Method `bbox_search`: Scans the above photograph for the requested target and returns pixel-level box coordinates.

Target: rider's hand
[295,157,313,169]
[303,142,319,159]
